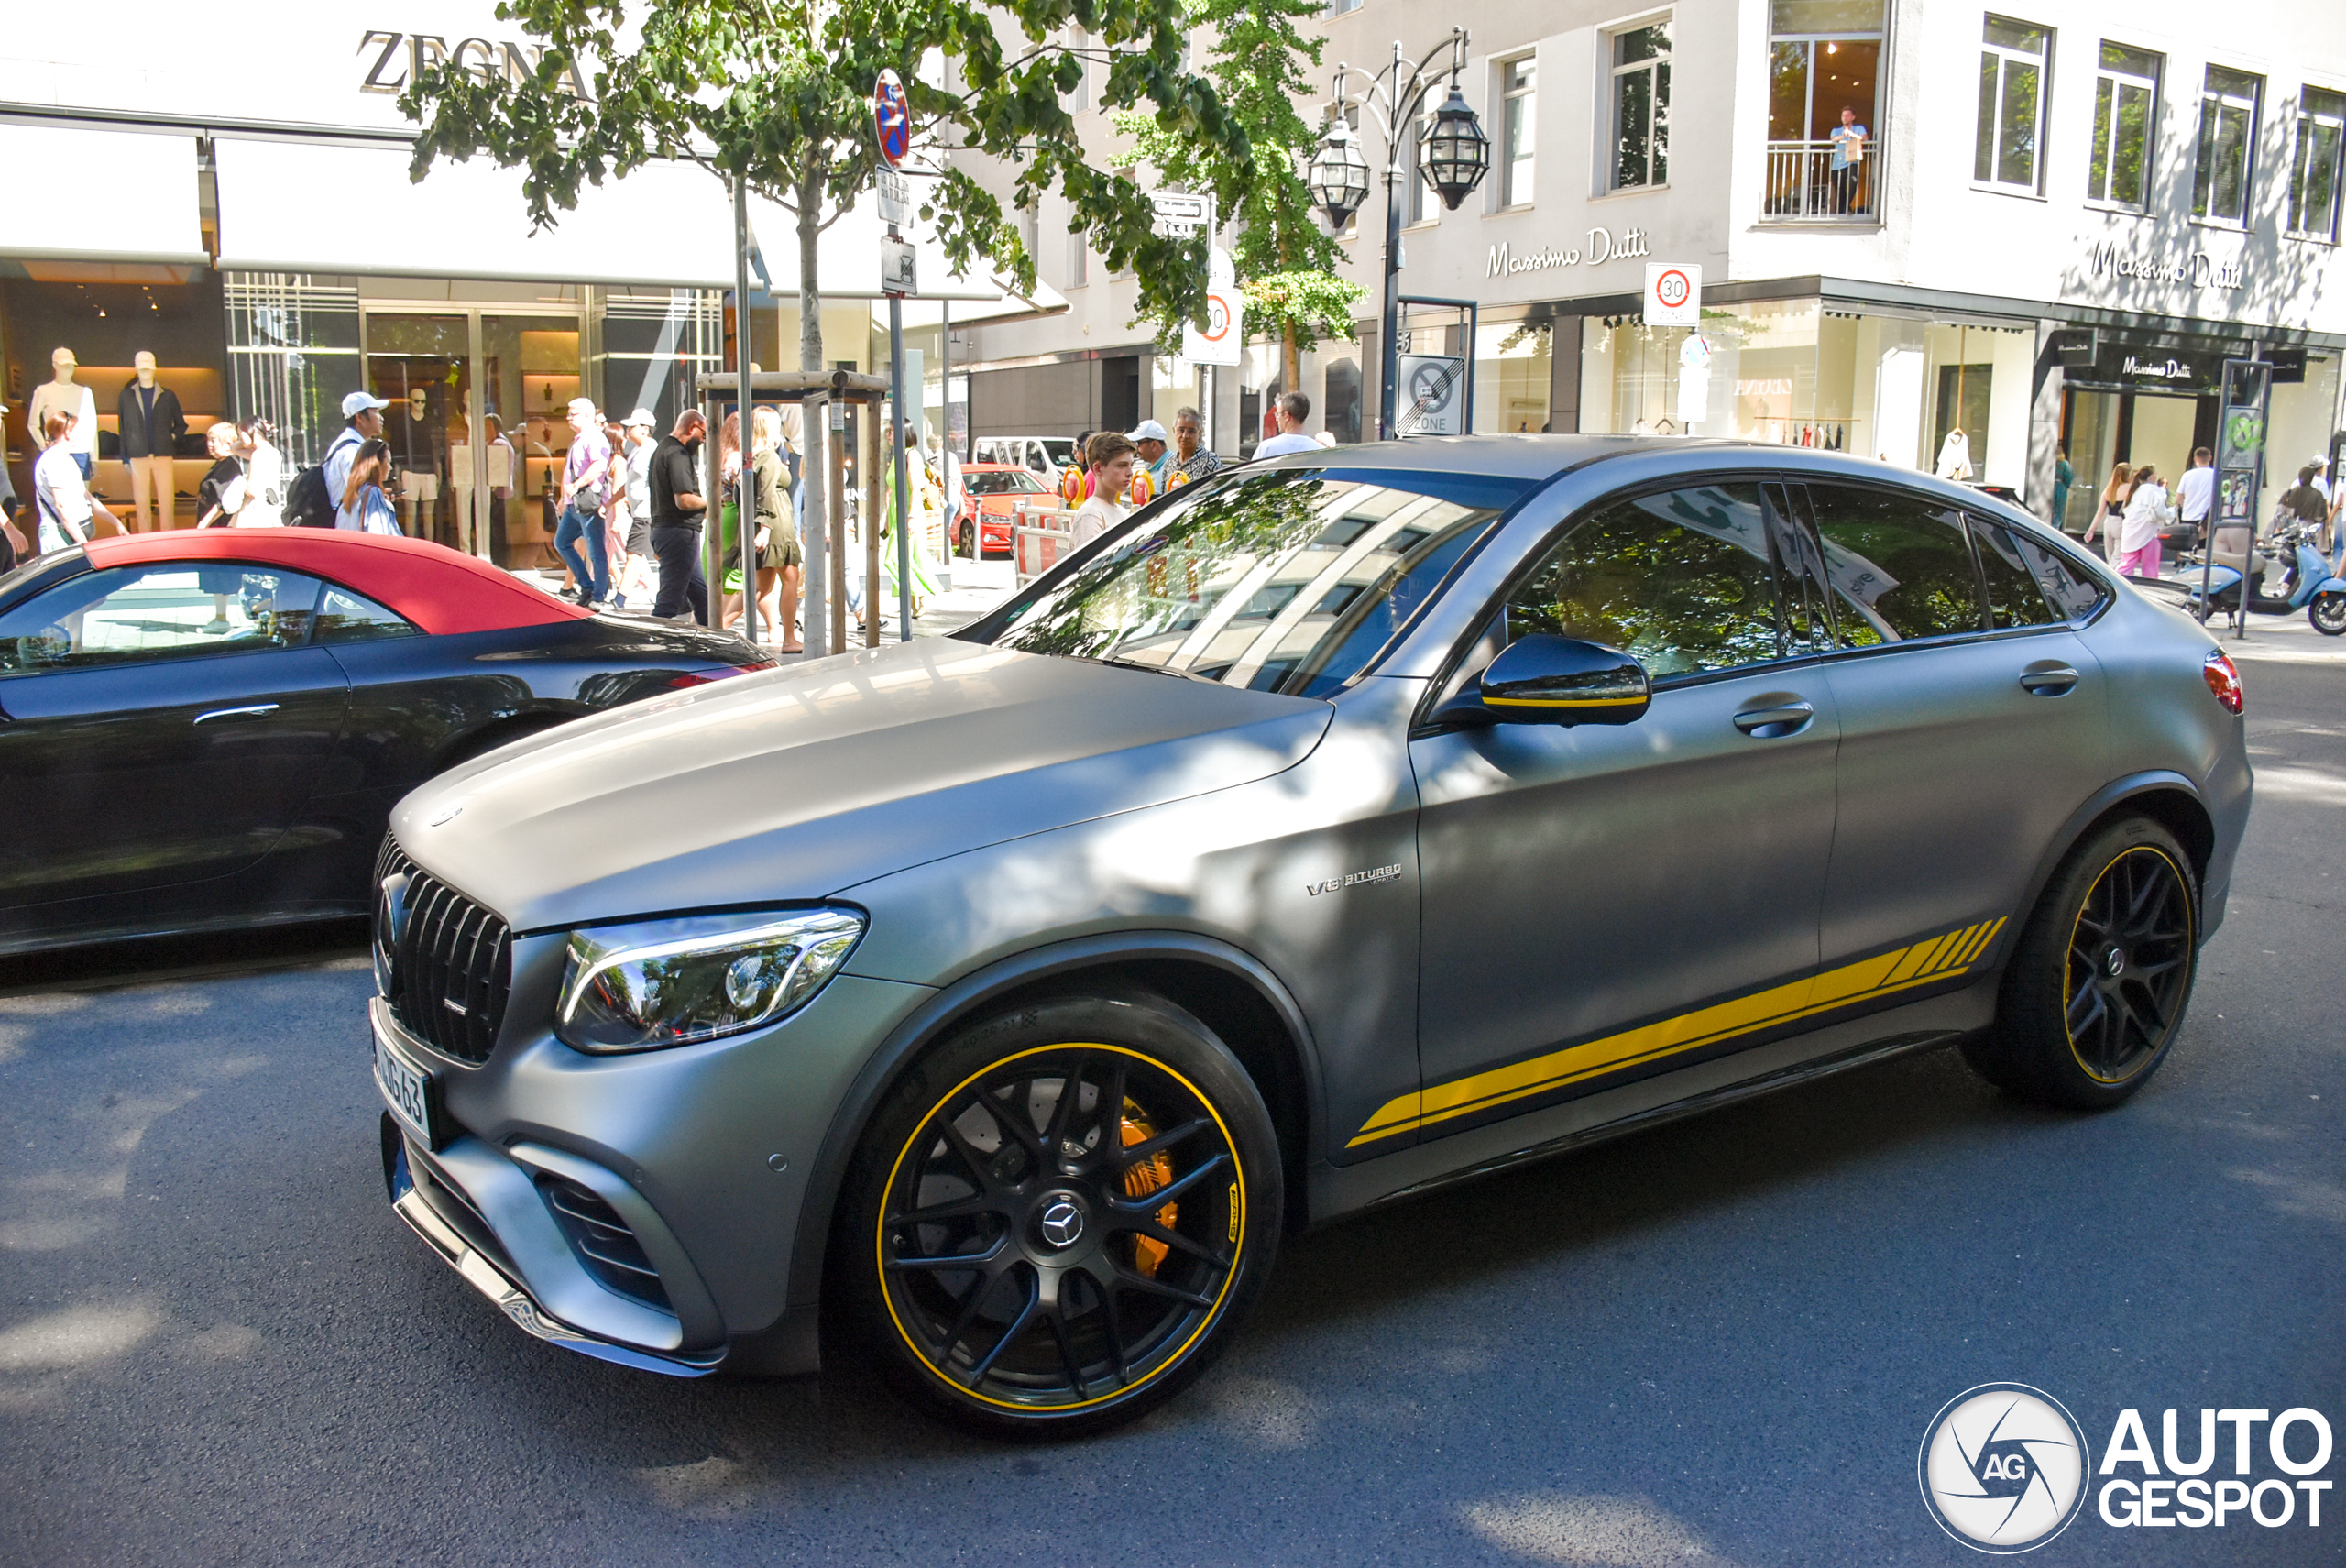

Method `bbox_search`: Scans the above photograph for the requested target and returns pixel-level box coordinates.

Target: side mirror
[1435,634,1652,728]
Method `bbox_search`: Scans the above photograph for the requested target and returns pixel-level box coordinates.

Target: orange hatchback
[954,463,1050,557]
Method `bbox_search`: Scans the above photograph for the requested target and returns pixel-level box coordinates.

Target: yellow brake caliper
[1120,1099,1177,1278]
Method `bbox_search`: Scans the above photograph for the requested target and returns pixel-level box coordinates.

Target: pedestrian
[32,408,122,553]
[1828,106,1867,214]
[2174,446,2214,552]
[1168,406,1222,487]
[234,418,287,526]
[1069,432,1136,547]
[327,391,389,529]
[2279,465,2329,539]
[601,413,630,595]
[339,438,404,536]
[554,396,613,606]
[1254,390,1321,458]
[2081,462,2131,557]
[880,426,941,620]
[2049,445,2076,532]
[193,423,245,527]
[751,407,804,650]
[616,409,660,609]
[2112,463,2170,579]
[1129,420,1172,490]
[648,410,710,624]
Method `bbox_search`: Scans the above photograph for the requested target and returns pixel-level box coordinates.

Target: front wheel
[2312,591,2346,636]
[834,992,1283,1437]
[956,521,976,558]
[1963,817,2198,1110]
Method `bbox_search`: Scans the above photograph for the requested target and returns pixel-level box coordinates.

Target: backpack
[284,463,335,528]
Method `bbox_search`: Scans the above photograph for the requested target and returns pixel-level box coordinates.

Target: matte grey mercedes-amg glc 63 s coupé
[369,437,2250,1434]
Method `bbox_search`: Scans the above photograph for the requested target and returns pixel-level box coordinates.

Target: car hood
[390,637,1333,934]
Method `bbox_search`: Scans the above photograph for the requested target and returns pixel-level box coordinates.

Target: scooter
[2183,519,2346,636]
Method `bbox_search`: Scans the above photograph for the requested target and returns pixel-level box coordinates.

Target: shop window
[2192,66,2262,225]
[2287,86,2346,241]
[1499,58,1537,208]
[1974,16,2052,192]
[1803,485,1986,644]
[1764,0,1884,219]
[1478,319,1552,433]
[1502,484,1786,680]
[1609,22,1672,191]
[2088,43,2161,210]
[1323,358,1363,444]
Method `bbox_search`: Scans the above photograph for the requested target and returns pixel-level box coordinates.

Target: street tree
[1114,0,1365,391]
[399,0,1251,378]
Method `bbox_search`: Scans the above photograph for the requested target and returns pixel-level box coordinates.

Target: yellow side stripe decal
[1350,916,2009,1147]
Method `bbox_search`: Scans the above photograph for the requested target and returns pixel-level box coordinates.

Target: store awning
[0,123,205,265]
[212,137,738,286]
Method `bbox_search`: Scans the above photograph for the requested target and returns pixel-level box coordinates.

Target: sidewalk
[510,554,1021,663]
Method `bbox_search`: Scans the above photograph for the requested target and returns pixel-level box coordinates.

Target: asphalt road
[3,619,2340,1567]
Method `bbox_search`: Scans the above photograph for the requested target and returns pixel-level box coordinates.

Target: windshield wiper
[1095,654,1221,685]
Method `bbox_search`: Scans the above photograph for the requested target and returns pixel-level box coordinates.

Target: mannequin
[397,385,444,538]
[27,348,98,481]
[118,351,188,532]
[1935,426,1974,482]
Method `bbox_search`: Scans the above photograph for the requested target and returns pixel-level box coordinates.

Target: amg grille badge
[1306,863,1402,896]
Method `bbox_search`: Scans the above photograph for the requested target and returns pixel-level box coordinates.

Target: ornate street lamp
[1308,116,1371,229]
[1321,29,1489,439]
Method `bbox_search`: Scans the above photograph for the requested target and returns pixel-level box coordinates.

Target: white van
[972,435,1080,484]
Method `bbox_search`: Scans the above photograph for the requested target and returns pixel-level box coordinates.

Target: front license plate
[375,1035,440,1149]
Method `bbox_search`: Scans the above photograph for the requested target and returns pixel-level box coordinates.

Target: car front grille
[376,838,511,1066]
[536,1174,673,1310]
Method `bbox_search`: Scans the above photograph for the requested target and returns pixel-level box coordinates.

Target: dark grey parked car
[368,437,2251,1435]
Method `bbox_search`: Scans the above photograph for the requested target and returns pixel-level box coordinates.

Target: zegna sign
[1488,225,1654,280]
[358,30,591,98]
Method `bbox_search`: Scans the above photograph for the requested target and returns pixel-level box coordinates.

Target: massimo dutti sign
[2085,236,2244,292]
[1488,225,1655,280]
[357,30,590,98]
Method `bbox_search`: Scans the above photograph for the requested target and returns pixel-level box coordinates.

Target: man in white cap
[554,396,614,605]
[327,389,389,530]
[1128,419,1172,491]
[615,408,661,609]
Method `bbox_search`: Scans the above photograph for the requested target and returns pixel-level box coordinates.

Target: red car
[953,463,1049,557]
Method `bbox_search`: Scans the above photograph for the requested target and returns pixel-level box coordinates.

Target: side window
[1969,516,2064,628]
[0,564,323,675]
[1803,484,1986,645]
[314,584,420,644]
[1503,483,1784,681]
[2005,529,2110,622]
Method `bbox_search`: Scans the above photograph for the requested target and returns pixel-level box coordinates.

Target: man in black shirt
[648,411,709,623]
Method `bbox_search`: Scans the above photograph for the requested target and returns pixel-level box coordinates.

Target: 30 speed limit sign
[1644,262,1702,326]
[1182,288,1244,367]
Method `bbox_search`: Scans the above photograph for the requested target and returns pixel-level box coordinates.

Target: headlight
[554,907,865,1054]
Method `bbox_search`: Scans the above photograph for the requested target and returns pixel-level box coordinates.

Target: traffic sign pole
[874,68,915,642]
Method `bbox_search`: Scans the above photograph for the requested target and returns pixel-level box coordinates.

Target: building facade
[968,0,2346,523]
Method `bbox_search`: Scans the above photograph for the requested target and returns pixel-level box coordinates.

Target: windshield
[963,470,1045,495]
[964,467,1526,698]
[1037,439,1079,466]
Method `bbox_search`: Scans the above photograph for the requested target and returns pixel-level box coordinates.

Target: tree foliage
[400,0,1255,372]
[1113,0,1364,377]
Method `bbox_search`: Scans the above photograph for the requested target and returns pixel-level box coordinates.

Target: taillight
[2202,649,2244,715]
[665,660,773,689]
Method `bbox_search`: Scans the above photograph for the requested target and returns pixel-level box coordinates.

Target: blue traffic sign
[873,70,910,169]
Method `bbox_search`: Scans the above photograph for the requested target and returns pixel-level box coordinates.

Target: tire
[956,521,975,558]
[1963,817,2198,1110]
[2312,592,2346,636]
[833,990,1282,1437]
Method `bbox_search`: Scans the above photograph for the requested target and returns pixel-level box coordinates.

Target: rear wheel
[2312,592,2346,636]
[956,521,976,558]
[1964,817,2198,1109]
[835,992,1281,1437]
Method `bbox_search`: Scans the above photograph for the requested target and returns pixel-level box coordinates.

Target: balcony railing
[1763,137,1878,221]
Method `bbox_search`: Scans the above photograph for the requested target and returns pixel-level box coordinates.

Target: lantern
[1420,83,1490,211]
[1308,118,1371,228]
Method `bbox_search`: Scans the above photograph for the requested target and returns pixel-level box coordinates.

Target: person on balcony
[1830,107,1868,214]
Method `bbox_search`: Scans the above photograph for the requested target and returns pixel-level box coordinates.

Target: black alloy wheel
[1965,817,2199,1109]
[838,992,1281,1435]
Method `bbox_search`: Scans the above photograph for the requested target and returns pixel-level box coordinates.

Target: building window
[1329,0,1361,13]
[2087,43,2160,209]
[1404,111,1433,225]
[2287,86,2345,241]
[1610,22,1672,190]
[1974,16,2051,192]
[1764,0,1885,220]
[1500,57,1537,207]
[2192,66,2262,224]
[1067,229,1089,289]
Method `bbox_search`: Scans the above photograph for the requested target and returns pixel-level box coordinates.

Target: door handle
[1732,700,1814,737]
[193,703,280,724]
[2018,665,2080,696]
